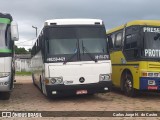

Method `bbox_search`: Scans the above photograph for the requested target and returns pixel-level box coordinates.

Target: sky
[0,0,160,50]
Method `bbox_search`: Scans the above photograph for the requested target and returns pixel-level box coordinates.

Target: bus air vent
[50,23,57,25]
[95,22,100,25]
[148,64,160,69]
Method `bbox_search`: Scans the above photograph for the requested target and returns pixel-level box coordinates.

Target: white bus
[31,19,112,98]
[0,13,19,100]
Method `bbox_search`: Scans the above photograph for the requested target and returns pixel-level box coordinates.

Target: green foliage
[16,71,32,76]
[14,45,30,54]
[28,48,31,52]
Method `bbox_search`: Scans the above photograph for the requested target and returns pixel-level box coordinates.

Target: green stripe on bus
[0,49,12,53]
[0,18,11,24]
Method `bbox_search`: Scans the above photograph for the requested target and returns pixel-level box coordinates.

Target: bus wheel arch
[121,69,131,90]
[121,69,137,97]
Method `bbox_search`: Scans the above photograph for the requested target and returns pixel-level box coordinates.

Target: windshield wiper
[82,40,97,62]
[63,42,78,64]
[154,33,160,40]
[63,51,77,64]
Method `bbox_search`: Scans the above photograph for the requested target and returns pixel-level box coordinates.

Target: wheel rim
[125,78,132,93]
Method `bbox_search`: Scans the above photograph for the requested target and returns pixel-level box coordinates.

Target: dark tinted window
[47,27,77,55]
[123,26,140,60]
[125,27,138,49]
[77,27,107,53]
[125,33,138,49]
[0,23,7,48]
[46,26,107,55]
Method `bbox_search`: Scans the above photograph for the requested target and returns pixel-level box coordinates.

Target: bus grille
[148,64,160,69]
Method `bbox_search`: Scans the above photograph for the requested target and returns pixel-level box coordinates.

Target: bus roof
[0,12,12,20]
[44,19,103,26]
[107,20,160,34]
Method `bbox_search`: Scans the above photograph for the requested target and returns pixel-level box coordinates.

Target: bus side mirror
[107,35,113,49]
[11,21,19,41]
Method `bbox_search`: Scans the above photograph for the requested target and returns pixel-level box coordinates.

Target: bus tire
[10,72,14,89]
[123,74,137,97]
[0,92,10,100]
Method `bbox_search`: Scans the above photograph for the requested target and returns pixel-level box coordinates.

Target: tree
[14,45,29,54]
[28,48,31,53]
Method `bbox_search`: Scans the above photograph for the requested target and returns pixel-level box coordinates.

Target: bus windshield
[77,27,107,54]
[46,26,107,55]
[143,27,160,58]
[47,27,77,55]
[0,23,7,48]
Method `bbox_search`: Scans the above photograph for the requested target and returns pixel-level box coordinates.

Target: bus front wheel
[123,74,137,97]
[0,92,11,100]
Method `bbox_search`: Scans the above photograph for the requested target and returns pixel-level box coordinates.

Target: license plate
[76,90,88,95]
[148,86,158,90]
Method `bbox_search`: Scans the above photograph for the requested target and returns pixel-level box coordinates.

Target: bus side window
[40,31,45,62]
[37,38,39,52]
[125,34,138,49]
[115,32,122,48]
[32,45,36,57]
[125,27,138,49]
[35,42,37,54]
[111,34,115,48]
[39,35,41,51]
[6,26,11,48]
[107,34,114,49]
[33,45,36,55]
[124,26,139,59]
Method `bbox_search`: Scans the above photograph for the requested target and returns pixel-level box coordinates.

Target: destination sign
[145,49,160,57]
[143,27,160,33]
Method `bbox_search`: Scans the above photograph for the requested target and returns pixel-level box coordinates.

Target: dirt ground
[0,76,160,120]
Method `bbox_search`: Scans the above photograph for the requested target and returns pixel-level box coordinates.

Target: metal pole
[32,26,38,37]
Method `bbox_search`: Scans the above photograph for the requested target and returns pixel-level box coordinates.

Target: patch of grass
[16,71,32,76]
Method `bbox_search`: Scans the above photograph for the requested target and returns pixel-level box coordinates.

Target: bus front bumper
[45,81,112,97]
[140,77,160,91]
[0,76,11,91]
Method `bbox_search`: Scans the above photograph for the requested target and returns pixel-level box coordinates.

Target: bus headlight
[56,77,63,83]
[0,72,10,78]
[50,78,57,84]
[50,77,63,84]
[154,73,159,77]
[99,74,111,81]
[142,72,148,77]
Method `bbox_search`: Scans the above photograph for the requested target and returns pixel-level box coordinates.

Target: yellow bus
[107,20,160,97]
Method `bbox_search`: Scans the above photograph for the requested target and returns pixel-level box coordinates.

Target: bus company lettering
[143,27,160,33]
[95,55,109,60]
[145,49,160,57]
[47,57,66,62]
